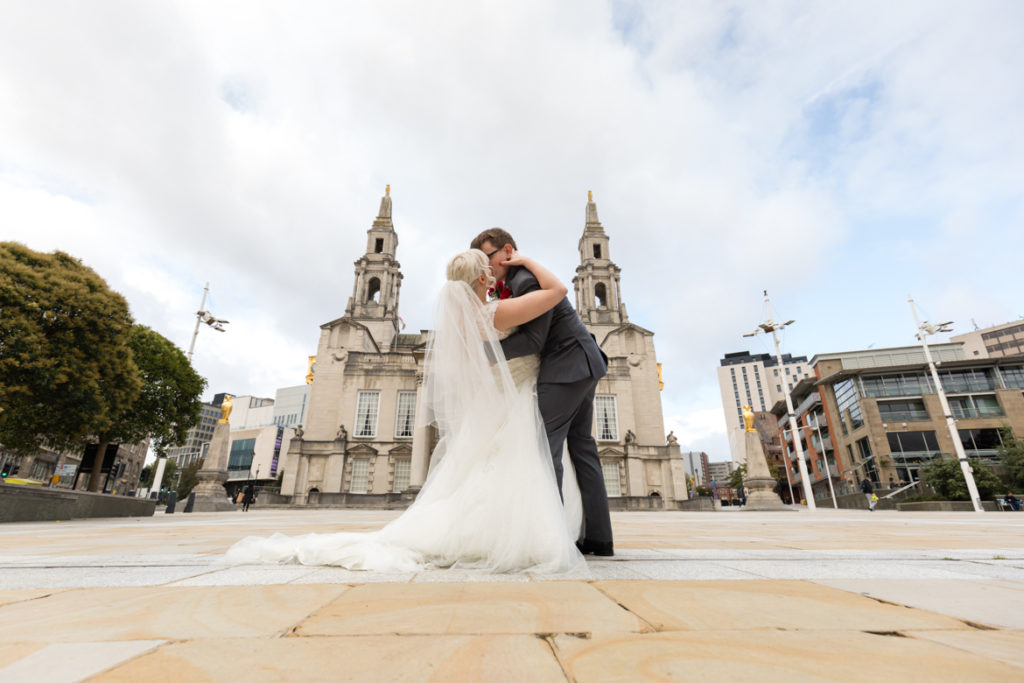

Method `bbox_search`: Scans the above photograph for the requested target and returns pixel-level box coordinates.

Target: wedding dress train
[225,282,585,573]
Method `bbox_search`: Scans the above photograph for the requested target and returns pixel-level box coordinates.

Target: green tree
[922,457,1004,501]
[175,459,203,499]
[140,458,178,490]
[0,242,140,454]
[996,429,1024,489]
[85,325,205,491]
[121,325,206,456]
[728,463,747,490]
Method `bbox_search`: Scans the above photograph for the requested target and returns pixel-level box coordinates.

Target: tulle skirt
[225,380,585,574]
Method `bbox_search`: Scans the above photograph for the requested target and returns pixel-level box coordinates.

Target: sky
[2,1,1022,462]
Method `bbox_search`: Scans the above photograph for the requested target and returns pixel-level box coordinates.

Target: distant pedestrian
[242,483,255,512]
[869,493,879,512]
[1006,492,1020,511]
[860,479,874,510]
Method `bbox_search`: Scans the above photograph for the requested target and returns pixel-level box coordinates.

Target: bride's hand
[501,251,528,267]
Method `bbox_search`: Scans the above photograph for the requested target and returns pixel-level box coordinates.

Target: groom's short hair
[470,228,517,251]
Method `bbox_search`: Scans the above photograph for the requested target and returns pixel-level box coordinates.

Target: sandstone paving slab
[592,580,971,632]
[411,569,532,583]
[296,581,647,636]
[552,629,1023,681]
[0,566,215,589]
[0,588,63,607]
[94,634,566,682]
[0,643,47,668]
[905,629,1024,671]
[0,640,165,683]
[714,559,985,580]
[911,559,1024,580]
[169,565,321,586]
[0,584,349,642]
[627,561,760,580]
[290,567,417,584]
[814,579,1024,630]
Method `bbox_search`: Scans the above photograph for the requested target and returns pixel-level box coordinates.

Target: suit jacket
[499,266,608,384]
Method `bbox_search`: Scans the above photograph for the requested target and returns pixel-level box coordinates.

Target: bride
[225,249,585,573]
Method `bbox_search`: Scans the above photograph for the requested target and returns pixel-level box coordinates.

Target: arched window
[594,282,607,308]
[366,277,381,303]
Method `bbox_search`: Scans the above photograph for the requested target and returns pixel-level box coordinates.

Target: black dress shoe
[576,539,614,557]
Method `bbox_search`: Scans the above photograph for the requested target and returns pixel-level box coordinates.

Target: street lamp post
[908,296,983,512]
[745,291,816,509]
[810,413,839,508]
[187,282,229,363]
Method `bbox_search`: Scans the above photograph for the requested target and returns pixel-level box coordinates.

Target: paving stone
[290,567,417,584]
[906,629,1024,670]
[411,569,531,583]
[0,566,213,589]
[0,584,348,642]
[0,589,62,607]
[715,559,981,580]
[593,580,971,632]
[296,581,646,636]
[170,565,320,586]
[815,578,1024,629]
[629,561,758,580]
[553,629,1023,681]
[0,640,165,683]
[95,635,566,682]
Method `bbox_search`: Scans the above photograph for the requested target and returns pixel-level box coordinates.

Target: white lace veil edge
[417,281,516,467]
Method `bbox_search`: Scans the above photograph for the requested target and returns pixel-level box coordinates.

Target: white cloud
[1,1,1021,461]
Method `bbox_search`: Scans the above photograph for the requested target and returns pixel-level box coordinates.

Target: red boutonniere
[488,280,511,301]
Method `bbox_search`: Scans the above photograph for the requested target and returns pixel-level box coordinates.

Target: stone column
[191,422,235,512]
[743,431,792,511]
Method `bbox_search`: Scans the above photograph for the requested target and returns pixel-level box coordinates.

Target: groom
[471,228,614,556]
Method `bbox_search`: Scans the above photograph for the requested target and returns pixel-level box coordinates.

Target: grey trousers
[537,376,613,543]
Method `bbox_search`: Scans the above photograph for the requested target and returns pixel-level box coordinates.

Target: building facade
[807,344,1024,495]
[718,351,812,463]
[952,321,1024,359]
[282,189,686,505]
[167,403,221,469]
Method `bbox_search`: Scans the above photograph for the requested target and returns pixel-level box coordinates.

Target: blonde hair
[446,249,495,289]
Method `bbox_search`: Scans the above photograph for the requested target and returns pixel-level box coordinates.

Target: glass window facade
[886,431,940,454]
[877,400,929,422]
[861,373,931,398]
[834,378,864,434]
[392,458,411,492]
[355,390,381,438]
[595,395,619,441]
[394,391,416,438]
[938,368,996,393]
[948,394,1003,419]
[999,365,1024,389]
[227,438,256,473]
[959,428,1004,453]
[602,461,621,497]
[350,459,370,493]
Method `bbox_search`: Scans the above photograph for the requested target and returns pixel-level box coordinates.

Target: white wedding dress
[225,281,585,574]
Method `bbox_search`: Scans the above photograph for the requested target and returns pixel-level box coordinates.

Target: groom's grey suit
[499,266,613,544]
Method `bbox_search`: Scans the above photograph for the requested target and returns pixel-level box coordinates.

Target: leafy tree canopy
[121,325,206,455]
[923,457,1004,501]
[996,429,1024,489]
[0,242,139,453]
[176,459,203,499]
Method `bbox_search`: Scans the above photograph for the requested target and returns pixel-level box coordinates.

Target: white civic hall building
[279,189,687,507]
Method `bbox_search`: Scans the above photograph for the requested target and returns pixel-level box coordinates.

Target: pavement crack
[536,633,574,683]
[589,583,659,633]
[864,630,908,638]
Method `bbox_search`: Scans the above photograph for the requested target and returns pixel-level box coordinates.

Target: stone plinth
[742,431,791,511]
[191,422,235,512]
